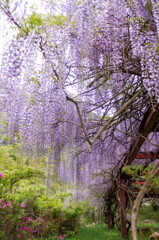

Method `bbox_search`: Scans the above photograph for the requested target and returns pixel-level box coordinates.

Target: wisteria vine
[0,0,159,197]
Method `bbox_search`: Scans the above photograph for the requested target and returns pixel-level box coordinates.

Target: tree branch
[66,86,145,146]
[131,161,159,240]
[91,86,145,145]
[66,95,93,145]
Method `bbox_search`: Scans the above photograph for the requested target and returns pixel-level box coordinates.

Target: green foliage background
[0,145,93,240]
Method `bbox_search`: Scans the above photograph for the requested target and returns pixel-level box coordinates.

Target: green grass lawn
[138,205,159,226]
[38,205,159,240]
[65,223,128,240]
[64,205,159,240]
[137,205,159,240]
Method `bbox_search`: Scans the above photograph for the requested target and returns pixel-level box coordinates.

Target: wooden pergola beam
[124,103,159,166]
[120,176,127,239]
[130,188,159,194]
[135,152,159,159]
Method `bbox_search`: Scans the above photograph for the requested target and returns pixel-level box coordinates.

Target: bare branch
[66,95,93,145]
[91,86,145,145]
[131,161,159,240]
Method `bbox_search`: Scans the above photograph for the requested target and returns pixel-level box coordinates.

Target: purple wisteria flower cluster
[0,0,158,195]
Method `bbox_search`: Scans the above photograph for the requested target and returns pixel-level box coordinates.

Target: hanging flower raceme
[151,0,159,38]
[0,0,159,195]
[141,37,159,101]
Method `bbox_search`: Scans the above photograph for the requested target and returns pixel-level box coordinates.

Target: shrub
[0,171,82,239]
[151,203,159,211]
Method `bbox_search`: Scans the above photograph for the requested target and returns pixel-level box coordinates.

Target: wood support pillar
[120,177,127,239]
[108,104,159,237]
[108,206,113,229]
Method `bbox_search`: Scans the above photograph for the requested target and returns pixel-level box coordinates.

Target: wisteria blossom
[0,1,158,234]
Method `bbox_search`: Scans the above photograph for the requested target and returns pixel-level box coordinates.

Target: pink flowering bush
[0,173,3,178]
[0,200,20,239]
[0,199,36,239]
[0,171,82,239]
[0,197,81,239]
[58,234,67,239]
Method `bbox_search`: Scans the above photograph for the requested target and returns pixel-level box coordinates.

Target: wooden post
[120,176,127,239]
[108,206,112,229]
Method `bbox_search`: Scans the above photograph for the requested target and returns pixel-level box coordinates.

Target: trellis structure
[108,103,159,239]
